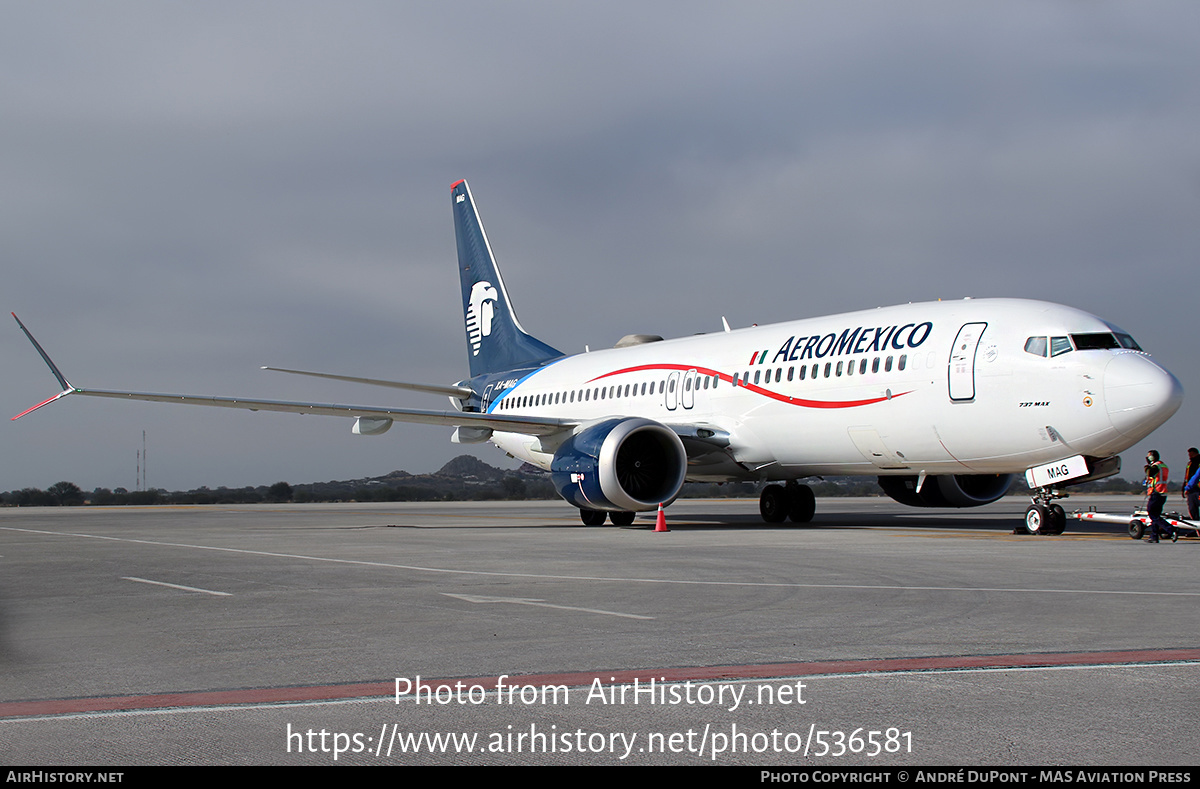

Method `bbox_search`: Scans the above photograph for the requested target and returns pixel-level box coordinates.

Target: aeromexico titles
[13,180,1183,534]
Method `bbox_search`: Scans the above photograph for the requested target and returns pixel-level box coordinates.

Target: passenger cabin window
[1024,337,1047,357]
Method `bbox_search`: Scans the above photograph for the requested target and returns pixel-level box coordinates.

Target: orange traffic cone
[654,503,669,532]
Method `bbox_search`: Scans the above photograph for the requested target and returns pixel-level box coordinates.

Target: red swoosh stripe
[587,364,910,409]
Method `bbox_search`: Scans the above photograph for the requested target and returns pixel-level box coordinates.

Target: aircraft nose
[1104,353,1183,439]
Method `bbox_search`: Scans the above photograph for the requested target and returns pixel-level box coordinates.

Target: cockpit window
[1028,333,1129,357]
[1115,333,1142,351]
[1071,333,1120,351]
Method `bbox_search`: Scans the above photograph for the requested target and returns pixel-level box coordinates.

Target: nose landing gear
[1021,488,1067,535]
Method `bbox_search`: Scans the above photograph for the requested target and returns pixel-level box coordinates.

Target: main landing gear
[1020,488,1067,535]
[579,509,636,526]
[759,481,816,524]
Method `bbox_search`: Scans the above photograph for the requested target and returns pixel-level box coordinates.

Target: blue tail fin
[451,180,562,377]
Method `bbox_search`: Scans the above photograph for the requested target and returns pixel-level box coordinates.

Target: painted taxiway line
[122,576,232,596]
[3,648,1198,721]
[5,525,1199,598]
[441,592,653,620]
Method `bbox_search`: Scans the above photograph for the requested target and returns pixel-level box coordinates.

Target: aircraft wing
[12,384,573,435]
[13,313,733,444]
[260,366,474,399]
[10,313,570,435]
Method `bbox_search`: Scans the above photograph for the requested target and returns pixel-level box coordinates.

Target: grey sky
[4,2,1198,492]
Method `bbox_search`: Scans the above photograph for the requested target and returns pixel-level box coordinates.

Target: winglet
[11,389,75,420]
[11,313,76,419]
[13,313,70,390]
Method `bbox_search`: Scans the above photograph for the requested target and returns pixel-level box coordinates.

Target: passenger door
[948,322,987,401]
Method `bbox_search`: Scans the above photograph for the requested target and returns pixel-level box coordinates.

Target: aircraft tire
[760,485,790,523]
[609,511,636,526]
[1129,519,1145,539]
[788,485,816,523]
[1024,504,1047,535]
[1045,504,1066,535]
[580,509,607,526]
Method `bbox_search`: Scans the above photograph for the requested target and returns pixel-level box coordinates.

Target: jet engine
[877,474,1014,508]
[550,418,687,512]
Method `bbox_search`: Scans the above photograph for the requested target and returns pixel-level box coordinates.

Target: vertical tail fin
[451,180,562,377]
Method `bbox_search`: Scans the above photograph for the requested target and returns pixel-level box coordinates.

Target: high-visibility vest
[1149,461,1169,495]
[1184,457,1200,491]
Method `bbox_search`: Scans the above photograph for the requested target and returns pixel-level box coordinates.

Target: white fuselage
[482,298,1181,481]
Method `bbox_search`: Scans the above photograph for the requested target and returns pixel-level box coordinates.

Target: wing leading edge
[260,366,474,399]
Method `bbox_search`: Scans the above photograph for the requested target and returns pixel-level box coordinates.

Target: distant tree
[48,481,84,506]
[12,488,52,506]
[267,481,293,502]
[121,489,161,505]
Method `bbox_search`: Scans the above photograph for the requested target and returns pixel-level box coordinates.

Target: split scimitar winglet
[11,313,77,420]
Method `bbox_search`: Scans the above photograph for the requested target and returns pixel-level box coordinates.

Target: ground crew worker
[1182,447,1200,521]
[1144,450,1174,543]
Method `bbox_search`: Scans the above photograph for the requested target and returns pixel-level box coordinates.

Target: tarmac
[1,494,1197,766]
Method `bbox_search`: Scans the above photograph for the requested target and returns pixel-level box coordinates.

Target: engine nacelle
[878,473,1014,508]
[550,418,687,512]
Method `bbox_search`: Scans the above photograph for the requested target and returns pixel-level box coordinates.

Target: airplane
[12,180,1184,534]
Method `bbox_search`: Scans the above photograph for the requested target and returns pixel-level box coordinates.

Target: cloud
[3,2,1198,490]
